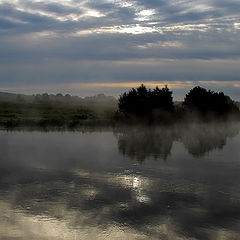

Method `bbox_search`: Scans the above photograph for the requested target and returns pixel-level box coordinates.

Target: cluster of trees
[118,84,174,118]
[118,85,239,121]
[183,86,238,115]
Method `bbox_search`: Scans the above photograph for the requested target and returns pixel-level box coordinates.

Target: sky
[0,0,239,100]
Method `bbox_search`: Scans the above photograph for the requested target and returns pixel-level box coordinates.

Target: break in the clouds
[0,0,239,99]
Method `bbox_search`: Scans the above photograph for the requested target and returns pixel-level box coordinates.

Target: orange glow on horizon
[64,81,195,89]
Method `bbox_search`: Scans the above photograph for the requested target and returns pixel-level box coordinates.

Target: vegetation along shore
[0,85,239,129]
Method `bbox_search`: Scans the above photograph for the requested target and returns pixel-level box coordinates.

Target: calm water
[0,122,240,240]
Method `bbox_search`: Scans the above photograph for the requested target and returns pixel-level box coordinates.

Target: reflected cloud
[0,126,240,239]
[0,200,149,240]
[1,165,240,240]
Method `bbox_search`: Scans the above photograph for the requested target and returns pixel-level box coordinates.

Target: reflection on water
[115,122,240,160]
[0,122,240,240]
[116,127,174,161]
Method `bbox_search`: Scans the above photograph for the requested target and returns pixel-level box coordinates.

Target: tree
[151,86,174,112]
[183,86,239,115]
[118,84,174,119]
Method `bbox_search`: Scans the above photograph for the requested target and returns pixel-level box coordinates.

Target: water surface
[0,122,240,240]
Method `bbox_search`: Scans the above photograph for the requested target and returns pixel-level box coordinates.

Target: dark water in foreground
[1,122,240,240]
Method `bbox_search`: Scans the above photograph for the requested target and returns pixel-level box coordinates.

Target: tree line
[0,85,239,128]
[118,84,239,122]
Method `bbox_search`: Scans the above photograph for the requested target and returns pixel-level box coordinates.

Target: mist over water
[115,122,240,160]
[1,122,240,240]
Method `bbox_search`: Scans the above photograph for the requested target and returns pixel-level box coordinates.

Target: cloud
[0,0,239,98]
[1,59,240,100]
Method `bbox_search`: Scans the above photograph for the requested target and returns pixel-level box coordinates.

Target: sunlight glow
[73,24,160,35]
[234,23,240,30]
[137,41,183,49]
[162,23,210,32]
[135,9,156,21]
[70,22,223,37]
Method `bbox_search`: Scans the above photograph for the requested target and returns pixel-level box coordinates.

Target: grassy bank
[0,92,118,128]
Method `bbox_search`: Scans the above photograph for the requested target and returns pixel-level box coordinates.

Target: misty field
[0,86,239,130]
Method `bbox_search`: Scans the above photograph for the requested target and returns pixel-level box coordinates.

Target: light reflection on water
[0,122,240,240]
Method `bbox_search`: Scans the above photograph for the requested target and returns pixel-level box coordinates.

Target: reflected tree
[179,122,239,157]
[115,127,175,161]
[115,123,240,160]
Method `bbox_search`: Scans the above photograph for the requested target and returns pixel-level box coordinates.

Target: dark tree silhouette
[118,84,149,116]
[118,84,174,120]
[151,86,174,112]
[183,86,239,116]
